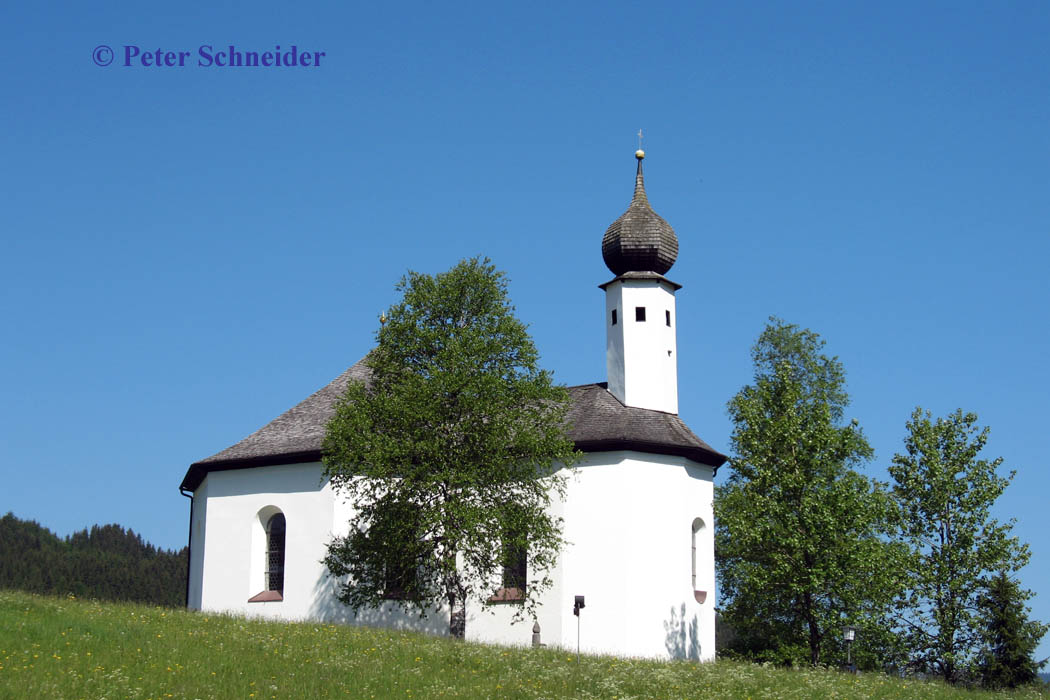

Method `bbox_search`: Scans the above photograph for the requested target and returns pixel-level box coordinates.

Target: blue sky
[2,1,1047,658]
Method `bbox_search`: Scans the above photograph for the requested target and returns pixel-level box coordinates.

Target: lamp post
[573,595,585,665]
[843,626,857,672]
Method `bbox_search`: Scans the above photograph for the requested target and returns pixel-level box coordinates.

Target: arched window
[691,517,705,592]
[266,513,286,594]
[374,497,422,601]
[488,505,527,603]
[502,534,527,593]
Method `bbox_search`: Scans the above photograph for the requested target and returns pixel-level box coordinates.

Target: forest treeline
[0,512,187,607]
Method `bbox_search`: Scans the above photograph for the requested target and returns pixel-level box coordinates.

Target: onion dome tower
[599,150,681,414]
[602,150,679,275]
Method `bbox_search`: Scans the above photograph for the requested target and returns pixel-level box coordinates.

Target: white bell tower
[600,150,681,414]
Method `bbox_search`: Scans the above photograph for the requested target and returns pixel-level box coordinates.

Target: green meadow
[1,590,1045,699]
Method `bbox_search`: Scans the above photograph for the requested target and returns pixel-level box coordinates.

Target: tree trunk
[448,590,466,640]
[450,606,466,639]
[803,590,821,665]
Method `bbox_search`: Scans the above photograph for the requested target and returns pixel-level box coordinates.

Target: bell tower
[600,150,680,414]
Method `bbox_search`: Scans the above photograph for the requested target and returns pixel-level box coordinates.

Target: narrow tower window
[635,306,646,322]
[666,310,672,327]
[611,309,617,325]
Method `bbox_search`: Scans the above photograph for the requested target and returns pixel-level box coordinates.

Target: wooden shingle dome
[601,151,678,276]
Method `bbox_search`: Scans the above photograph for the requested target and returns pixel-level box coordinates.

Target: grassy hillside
[1,590,1045,699]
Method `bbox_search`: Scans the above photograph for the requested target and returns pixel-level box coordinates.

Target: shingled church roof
[180,358,727,491]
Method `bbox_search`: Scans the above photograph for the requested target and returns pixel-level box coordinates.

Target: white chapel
[180,151,727,660]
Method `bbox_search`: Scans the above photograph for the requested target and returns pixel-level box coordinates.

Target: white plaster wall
[325,476,565,645]
[317,486,451,634]
[186,480,208,610]
[195,462,335,621]
[605,284,627,402]
[189,450,715,660]
[464,472,566,649]
[558,450,715,660]
[604,280,678,414]
[193,463,530,639]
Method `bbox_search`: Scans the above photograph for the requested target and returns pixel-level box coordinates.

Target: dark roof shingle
[180,360,726,491]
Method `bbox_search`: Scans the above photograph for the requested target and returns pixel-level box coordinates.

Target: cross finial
[635,129,645,160]
[637,129,643,150]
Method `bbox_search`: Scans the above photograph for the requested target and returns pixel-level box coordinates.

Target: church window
[691,517,705,590]
[666,310,672,327]
[266,513,286,593]
[611,309,617,325]
[635,306,646,322]
[488,507,526,603]
[377,497,424,601]
[382,557,417,600]
[502,535,527,593]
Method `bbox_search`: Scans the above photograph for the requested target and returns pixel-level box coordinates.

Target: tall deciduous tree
[322,258,577,639]
[889,408,1031,683]
[977,571,1047,689]
[715,318,901,666]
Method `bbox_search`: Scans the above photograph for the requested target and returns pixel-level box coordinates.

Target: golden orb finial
[635,149,645,160]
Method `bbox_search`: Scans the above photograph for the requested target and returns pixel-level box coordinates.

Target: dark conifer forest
[0,512,187,607]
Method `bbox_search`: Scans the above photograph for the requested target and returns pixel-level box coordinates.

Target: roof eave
[180,439,728,492]
[180,449,323,492]
[598,271,682,291]
[574,438,727,470]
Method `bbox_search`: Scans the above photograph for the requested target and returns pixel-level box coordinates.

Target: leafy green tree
[889,408,1031,683]
[977,571,1047,688]
[322,258,577,639]
[715,318,902,667]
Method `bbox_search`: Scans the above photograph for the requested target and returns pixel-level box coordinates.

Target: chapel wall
[558,450,716,660]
